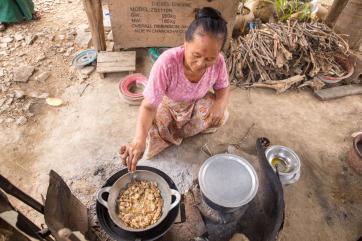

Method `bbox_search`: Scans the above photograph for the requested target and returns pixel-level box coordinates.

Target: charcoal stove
[96,166,180,241]
[192,139,286,241]
[192,154,259,241]
[196,154,258,222]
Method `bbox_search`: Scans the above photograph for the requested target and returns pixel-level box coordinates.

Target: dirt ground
[0,0,361,241]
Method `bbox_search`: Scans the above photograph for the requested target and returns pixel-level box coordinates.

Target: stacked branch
[226,21,350,92]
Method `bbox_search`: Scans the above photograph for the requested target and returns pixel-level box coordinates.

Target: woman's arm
[120,99,157,171]
[214,86,230,107]
[205,86,230,127]
[134,100,157,144]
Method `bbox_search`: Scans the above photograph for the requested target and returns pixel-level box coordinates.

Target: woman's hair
[185,7,228,49]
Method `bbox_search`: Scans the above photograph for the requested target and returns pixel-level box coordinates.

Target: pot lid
[198,154,258,208]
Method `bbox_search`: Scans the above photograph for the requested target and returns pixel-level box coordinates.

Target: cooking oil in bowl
[266,145,301,185]
[271,157,290,173]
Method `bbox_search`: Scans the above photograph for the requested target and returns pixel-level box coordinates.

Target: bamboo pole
[82,0,106,51]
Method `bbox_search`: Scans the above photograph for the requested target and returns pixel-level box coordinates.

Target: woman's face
[184,33,222,74]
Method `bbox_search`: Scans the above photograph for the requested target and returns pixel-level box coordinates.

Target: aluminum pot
[198,154,259,213]
[97,170,181,232]
[265,145,301,185]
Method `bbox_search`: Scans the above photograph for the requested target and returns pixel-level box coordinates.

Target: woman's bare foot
[0,23,6,31]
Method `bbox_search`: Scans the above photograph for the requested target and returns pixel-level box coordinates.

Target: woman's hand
[205,87,230,128]
[204,101,226,128]
[119,140,146,172]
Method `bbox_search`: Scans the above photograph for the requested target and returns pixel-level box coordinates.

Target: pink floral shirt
[143,45,229,107]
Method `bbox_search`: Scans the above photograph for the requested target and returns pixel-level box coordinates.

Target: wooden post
[82,0,106,51]
[325,0,350,27]
[334,0,362,50]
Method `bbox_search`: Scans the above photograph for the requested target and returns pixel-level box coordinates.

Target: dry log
[251,75,305,93]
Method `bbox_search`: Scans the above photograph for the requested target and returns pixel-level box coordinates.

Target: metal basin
[265,145,301,185]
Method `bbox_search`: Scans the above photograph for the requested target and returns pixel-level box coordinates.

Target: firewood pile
[226,21,351,93]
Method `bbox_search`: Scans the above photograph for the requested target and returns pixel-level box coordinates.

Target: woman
[0,0,37,31]
[120,7,230,172]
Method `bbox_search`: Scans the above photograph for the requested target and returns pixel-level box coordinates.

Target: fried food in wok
[117,180,163,229]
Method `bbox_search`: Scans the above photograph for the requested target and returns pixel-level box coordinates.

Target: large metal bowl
[97,170,181,232]
[265,145,301,185]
